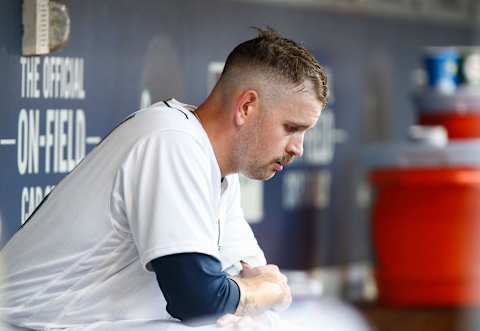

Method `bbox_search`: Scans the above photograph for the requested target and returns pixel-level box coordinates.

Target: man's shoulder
[146,99,196,121]
[134,99,198,128]
[116,99,207,146]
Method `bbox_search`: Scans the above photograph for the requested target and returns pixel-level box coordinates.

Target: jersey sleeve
[114,130,220,271]
[219,175,266,273]
[151,253,240,323]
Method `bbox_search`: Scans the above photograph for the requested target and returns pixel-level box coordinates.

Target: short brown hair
[221,27,328,106]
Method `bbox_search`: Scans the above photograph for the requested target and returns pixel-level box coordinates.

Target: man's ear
[234,89,259,126]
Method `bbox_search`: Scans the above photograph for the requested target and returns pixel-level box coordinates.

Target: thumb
[240,260,252,270]
[240,260,258,277]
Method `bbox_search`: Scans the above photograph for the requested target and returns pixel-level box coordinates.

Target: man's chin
[241,169,276,181]
[263,171,276,180]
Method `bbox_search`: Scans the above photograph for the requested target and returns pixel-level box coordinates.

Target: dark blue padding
[151,253,240,324]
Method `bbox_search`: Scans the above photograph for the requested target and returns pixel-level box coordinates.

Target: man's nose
[286,135,304,158]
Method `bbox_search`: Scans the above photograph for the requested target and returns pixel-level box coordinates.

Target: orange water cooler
[367,142,480,306]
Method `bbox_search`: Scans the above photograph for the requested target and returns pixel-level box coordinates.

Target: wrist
[231,277,257,316]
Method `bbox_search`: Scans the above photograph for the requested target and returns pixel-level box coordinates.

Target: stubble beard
[236,123,275,181]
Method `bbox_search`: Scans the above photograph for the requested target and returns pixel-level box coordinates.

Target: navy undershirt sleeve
[151,253,240,324]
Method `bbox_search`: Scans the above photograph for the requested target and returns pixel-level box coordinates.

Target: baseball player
[0,28,328,330]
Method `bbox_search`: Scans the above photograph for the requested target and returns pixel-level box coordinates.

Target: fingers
[240,264,289,290]
[266,264,279,273]
[252,265,288,284]
[272,284,292,312]
[261,265,291,311]
[255,265,280,276]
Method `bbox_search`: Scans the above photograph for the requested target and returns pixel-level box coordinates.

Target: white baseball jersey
[0,99,266,330]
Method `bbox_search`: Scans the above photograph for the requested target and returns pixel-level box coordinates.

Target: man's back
[0,100,219,329]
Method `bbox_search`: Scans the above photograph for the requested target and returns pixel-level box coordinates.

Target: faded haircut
[219,27,328,106]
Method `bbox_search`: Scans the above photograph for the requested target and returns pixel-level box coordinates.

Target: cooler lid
[413,87,480,114]
[363,139,480,169]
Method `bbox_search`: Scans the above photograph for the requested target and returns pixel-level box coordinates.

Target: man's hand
[230,262,292,317]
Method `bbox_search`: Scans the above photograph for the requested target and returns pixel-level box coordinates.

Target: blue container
[423,47,460,94]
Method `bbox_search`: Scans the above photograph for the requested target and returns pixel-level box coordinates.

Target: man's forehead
[259,78,324,118]
[285,80,324,106]
[284,89,323,115]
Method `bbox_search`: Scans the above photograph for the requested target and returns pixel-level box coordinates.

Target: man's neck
[195,96,236,177]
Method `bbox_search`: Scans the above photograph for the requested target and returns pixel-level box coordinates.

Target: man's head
[206,27,328,180]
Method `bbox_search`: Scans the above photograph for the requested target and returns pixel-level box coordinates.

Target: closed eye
[284,124,300,133]
[284,122,311,134]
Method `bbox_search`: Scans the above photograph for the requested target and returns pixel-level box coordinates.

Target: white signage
[0,56,101,224]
